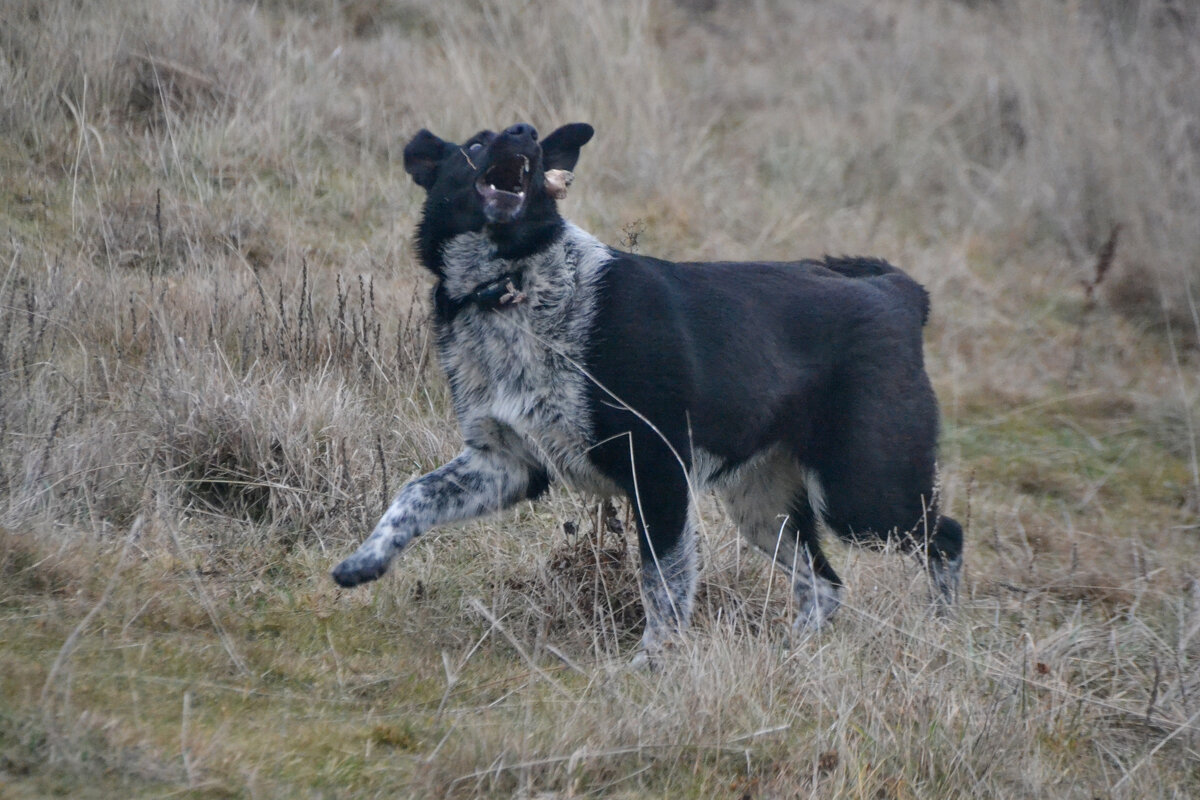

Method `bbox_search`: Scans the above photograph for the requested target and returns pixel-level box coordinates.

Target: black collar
[434,271,527,322]
[466,271,526,310]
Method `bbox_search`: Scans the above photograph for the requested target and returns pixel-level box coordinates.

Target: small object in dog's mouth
[545,169,573,200]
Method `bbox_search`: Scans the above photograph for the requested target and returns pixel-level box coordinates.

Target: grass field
[2,0,1198,797]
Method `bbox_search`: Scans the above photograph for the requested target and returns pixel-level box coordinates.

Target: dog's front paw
[629,648,655,671]
[792,581,842,634]
[331,553,389,587]
[630,636,679,671]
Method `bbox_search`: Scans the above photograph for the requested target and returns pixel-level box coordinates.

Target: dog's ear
[404,129,451,188]
[541,123,594,172]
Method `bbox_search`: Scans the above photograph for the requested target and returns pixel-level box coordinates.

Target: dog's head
[404,122,594,270]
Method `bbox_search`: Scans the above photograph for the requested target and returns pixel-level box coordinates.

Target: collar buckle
[468,272,526,310]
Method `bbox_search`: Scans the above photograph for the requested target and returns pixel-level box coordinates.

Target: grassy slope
[1,0,1198,797]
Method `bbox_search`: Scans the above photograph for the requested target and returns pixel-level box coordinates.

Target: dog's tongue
[479,183,525,223]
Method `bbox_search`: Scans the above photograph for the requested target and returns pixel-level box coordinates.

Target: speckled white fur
[332,223,617,586]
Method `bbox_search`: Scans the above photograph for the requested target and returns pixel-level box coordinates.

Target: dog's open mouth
[476,154,531,223]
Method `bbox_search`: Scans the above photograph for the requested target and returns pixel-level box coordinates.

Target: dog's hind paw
[929,554,962,607]
[331,553,389,587]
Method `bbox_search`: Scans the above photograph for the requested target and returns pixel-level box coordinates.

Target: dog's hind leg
[331,446,548,588]
[783,487,844,631]
[719,453,842,631]
[815,449,963,610]
[924,515,963,606]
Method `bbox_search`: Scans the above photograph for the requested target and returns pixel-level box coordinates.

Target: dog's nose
[503,123,537,141]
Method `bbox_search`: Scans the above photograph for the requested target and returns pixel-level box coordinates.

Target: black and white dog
[332,122,963,659]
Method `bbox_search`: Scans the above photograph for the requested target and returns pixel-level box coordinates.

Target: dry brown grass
[2,0,1199,797]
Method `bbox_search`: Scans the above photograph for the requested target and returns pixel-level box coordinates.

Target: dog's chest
[438,307,577,429]
[434,227,611,485]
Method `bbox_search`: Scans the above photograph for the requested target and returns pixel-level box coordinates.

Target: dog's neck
[437,231,528,307]
[416,211,563,277]
[434,222,610,320]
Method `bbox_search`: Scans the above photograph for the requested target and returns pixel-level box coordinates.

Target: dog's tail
[819,255,931,326]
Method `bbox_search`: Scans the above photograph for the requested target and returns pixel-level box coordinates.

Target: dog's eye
[468,142,483,152]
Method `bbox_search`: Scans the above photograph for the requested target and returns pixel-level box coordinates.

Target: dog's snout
[503,123,537,141]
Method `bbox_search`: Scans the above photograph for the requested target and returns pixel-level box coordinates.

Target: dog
[332,122,963,661]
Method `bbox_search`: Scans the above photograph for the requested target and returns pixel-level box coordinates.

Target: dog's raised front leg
[331,447,546,587]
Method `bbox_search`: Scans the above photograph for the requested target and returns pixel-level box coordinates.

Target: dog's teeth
[517,191,525,198]
[489,184,497,191]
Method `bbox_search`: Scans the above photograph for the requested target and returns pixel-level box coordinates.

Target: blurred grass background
[1,0,1198,797]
